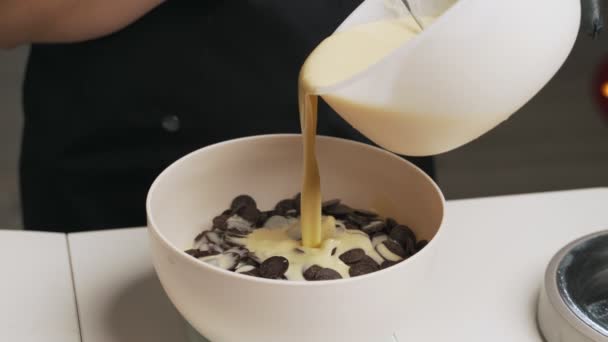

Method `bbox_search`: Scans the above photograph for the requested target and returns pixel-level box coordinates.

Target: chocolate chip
[185,249,201,257]
[349,262,378,277]
[240,256,260,267]
[208,243,224,254]
[339,248,365,265]
[256,210,274,227]
[212,215,229,230]
[204,231,223,245]
[199,252,239,270]
[361,221,385,235]
[385,239,407,257]
[323,203,353,217]
[358,255,380,267]
[322,198,341,209]
[415,240,428,252]
[275,199,296,216]
[346,214,368,228]
[225,228,246,237]
[293,193,301,210]
[194,231,206,242]
[385,218,398,231]
[243,268,261,277]
[246,252,262,265]
[235,205,261,224]
[377,239,407,261]
[235,264,257,273]
[303,265,322,280]
[294,248,306,254]
[314,268,342,280]
[259,256,289,279]
[371,233,388,247]
[331,247,337,256]
[404,238,416,255]
[381,260,399,269]
[222,209,233,216]
[389,225,416,247]
[354,208,378,217]
[230,195,257,211]
[344,221,359,230]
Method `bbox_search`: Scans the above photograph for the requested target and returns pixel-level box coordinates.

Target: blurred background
[1,30,607,230]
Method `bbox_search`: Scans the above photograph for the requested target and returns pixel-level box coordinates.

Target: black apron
[21,0,434,232]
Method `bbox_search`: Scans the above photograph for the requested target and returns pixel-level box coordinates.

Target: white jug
[317,0,581,156]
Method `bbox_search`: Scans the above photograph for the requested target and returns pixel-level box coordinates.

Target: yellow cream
[298,17,431,247]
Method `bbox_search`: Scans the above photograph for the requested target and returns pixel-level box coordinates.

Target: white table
[0,231,80,342]
[1,188,607,342]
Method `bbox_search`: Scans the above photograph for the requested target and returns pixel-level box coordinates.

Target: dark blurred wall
[435,30,608,198]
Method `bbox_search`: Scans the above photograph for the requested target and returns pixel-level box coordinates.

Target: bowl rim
[544,229,608,340]
[146,134,446,287]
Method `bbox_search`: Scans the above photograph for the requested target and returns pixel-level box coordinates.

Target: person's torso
[23,0,363,168]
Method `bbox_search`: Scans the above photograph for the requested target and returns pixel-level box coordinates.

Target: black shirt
[21,0,434,232]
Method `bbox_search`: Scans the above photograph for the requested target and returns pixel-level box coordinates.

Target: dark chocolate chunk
[204,231,223,245]
[246,252,262,265]
[230,195,257,211]
[389,225,416,247]
[243,268,261,277]
[240,256,260,267]
[344,221,360,231]
[303,265,322,280]
[275,199,296,216]
[404,238,416,255]
[381,260,399,269]
[285,209,298,217]
[225,253,242,271]
[385,218,398,231]
[222,209,233,216]
[293,193,301,211]
[208,243,224,254]
[339,248,365,265]
[378,239,407,260]
[256,211,271,227]
[194,231,206,242]
[212,215,229,230]
[294,248,306,254]
[259,210,276,226]
[323,203,353,217]
[235,205,261,224]
[415,240,428,252]
[346,214,368,228]
[371,233,388,247]
[314,268,342,280]
[225,228,246,237]
[358,255,380,267]
[349,262,379,277]
[354,208,378,217]
[331,247,337,256]
[361,221,386,235]
[259,256,289,279]
[185,249,201,257]
[322,199,341,209]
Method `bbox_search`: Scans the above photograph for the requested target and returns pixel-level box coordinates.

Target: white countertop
[0,231,80,342]
[1,187,607,342]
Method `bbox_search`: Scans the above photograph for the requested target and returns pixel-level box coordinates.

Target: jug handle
[582,0,603,38]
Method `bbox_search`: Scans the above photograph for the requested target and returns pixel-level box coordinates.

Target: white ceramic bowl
[147,135,445,342]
